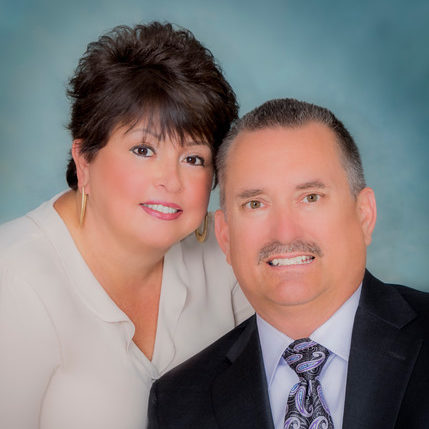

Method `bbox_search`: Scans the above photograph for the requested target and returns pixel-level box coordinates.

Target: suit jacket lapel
[211,316,275,429]
[343,271,422,429]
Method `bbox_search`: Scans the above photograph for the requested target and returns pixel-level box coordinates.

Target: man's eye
[303,194,320,203]
[131,146,154,157]
[184,155,204,166]
[245,200,262,209]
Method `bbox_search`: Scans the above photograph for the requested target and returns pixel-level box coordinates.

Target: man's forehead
[222,123,348,197]
[232,122,337,150]
[228,123,340,164]
[218,121,349,208]
[234,180,328,200]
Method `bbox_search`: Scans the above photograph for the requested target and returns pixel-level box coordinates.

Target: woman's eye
[184,155,204,166]
[131,146,154,157]
[245,200,262,209]
[303,194,320,203]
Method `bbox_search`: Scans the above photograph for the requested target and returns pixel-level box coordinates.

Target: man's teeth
[142,203,179,214]
[269,256,314,266]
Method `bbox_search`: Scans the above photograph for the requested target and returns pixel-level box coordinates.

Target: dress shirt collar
[257,285,362,387]
[28,193,131,324]
[34,193,189,371]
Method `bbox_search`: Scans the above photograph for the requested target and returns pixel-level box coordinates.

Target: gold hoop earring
[195,213,208,243]
[79,186,87,227]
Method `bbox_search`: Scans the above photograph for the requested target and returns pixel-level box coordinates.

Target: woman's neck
[54,190,166,295]
[55,190,165,360]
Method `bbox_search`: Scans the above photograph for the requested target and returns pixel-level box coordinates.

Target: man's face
[215,122,376,324]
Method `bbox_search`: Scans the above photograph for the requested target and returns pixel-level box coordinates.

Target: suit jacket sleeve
[148,381,160,429]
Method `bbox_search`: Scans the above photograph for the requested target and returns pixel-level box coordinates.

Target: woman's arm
[0,269,61,429]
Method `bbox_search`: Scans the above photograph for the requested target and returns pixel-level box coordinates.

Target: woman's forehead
[118,119,210,148]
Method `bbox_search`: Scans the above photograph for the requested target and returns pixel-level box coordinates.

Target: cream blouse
[0,194,253,429]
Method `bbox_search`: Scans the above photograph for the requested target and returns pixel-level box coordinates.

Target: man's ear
[215,209,232,265]
[71,139,90,192]
[356,187,377,246]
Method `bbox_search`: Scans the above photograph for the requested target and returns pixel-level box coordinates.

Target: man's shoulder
[149,317,258,428]
[390,282,429,303]
[156,316,255,388]
[389,282,429,326]
[374,273,429,311]
[362,271,429,335]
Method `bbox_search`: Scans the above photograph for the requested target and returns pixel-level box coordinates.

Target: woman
[0,22,252,429]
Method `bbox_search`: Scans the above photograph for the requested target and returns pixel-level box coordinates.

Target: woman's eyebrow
[124,127,209,147]
[183,140,210,147]
[124,127,160,139]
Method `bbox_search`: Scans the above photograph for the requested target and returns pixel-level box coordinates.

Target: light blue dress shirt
[257,286,361,429]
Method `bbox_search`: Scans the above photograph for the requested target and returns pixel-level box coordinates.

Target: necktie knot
[283,338,330,381]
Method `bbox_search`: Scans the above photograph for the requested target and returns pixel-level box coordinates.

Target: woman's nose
[154,158,183,193]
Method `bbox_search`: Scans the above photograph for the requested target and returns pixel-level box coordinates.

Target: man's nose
[268,205,302,244]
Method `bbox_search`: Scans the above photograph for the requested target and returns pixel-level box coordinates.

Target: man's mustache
[258,240,323,264]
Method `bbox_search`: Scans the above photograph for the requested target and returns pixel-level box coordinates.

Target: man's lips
[140,201,183,220]
[267,255,315,267]
[258,240,323,265]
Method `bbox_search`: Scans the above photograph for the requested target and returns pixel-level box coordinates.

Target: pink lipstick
[140,201,183,221]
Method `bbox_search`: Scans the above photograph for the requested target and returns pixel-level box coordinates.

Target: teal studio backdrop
[1,0,428,291]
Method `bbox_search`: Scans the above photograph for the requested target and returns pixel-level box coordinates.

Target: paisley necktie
[282,338,334,429]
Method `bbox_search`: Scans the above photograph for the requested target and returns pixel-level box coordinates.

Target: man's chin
[266,281,326,308]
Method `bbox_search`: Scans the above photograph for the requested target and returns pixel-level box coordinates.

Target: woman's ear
[214,210,232,265]
[356,187,377,246]
[71,140,90,192]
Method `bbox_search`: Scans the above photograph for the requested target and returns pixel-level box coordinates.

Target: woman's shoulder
[170,212,254,324]
[0,198,55,259]
[0,214,42,261]
[0,196,68,289]
[0,196,84,333]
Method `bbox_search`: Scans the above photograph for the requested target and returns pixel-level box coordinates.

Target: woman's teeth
[268,255,314,266]
[141,203,179,214]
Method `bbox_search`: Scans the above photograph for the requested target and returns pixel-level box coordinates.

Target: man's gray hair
[216,98,366,207]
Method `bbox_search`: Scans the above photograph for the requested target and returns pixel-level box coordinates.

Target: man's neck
[256,285,361,339]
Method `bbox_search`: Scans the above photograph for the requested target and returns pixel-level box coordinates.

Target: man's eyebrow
[236,189,264,199]
[295,181,327,190]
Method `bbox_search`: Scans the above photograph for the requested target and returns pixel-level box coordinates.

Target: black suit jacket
[148,271,429,428]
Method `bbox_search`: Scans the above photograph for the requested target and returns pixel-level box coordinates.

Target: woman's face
[77,121,213,252]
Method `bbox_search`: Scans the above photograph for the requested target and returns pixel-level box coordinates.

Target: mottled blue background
[1,0,428,291]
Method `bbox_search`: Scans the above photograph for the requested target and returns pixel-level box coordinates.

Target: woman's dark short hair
[66,22,238,189]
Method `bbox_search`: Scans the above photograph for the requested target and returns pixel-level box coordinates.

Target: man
[148,99,428,428]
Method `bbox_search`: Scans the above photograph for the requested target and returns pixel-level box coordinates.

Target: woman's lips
[140,202,183,220]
